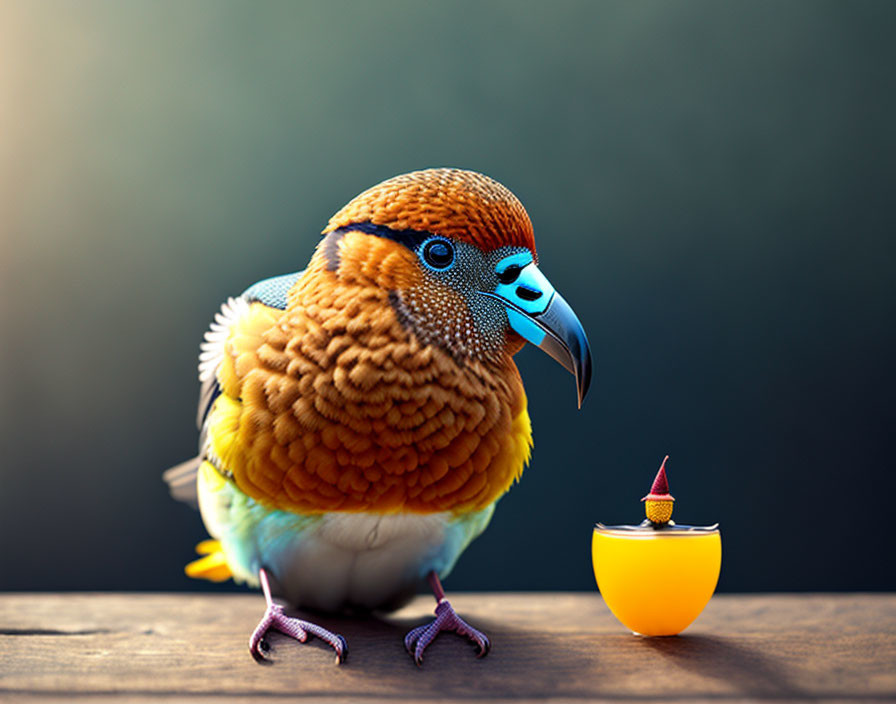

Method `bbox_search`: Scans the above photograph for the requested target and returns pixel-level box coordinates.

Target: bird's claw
[404,599,490,666]
[249,602,347,664]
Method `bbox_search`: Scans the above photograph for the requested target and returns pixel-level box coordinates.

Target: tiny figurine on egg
[642,455,674,525]
[592,455,721,636]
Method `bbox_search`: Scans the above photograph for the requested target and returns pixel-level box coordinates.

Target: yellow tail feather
[185,540,233,582]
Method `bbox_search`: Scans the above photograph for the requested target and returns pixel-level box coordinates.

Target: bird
[164,168,592,665]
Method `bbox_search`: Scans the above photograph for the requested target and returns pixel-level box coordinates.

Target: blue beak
[480,253,593,408]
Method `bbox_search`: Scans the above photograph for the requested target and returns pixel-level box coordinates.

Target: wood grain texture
[1,593,894,702]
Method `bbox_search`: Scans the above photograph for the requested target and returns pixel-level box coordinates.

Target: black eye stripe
[328,223,531,280]
[328,222,457,272]
[329,222,431,250]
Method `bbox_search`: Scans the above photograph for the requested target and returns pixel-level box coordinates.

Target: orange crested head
[306,167,590,399]
[324,168,536,254]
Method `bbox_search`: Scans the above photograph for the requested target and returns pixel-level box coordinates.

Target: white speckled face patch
[391,241,531,362]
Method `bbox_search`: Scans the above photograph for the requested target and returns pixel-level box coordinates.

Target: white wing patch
[166,294,255,506]
[198,296,251,383]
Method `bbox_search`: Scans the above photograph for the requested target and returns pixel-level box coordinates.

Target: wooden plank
[1,593,894,702]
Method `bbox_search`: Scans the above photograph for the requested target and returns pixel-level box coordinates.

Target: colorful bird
[164,168,592,665]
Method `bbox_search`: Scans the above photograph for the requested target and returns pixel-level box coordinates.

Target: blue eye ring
[420,237,455,270]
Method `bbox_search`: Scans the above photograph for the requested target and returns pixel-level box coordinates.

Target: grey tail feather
[163,456,201,508]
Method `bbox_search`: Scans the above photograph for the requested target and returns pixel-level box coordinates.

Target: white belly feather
[263,513,462,612]
[197,467,494,612]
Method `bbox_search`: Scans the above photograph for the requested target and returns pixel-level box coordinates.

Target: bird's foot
[249,602,347,664]
[404,599,490,666]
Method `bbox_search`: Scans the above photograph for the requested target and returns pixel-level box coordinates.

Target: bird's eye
[497,265,521,284]
[421,239,455,270]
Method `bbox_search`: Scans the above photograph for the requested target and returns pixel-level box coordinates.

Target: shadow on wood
[639,634,805,699]
[267,604,606,700]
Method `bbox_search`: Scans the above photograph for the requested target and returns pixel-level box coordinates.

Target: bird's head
[316,168,592,407]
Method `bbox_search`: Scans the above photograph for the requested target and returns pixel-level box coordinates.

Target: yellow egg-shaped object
[592,525,721,636]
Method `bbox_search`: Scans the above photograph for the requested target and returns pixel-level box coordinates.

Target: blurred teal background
[1,0,893,593]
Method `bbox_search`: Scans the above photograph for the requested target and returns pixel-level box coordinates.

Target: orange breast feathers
[208,234,533,515]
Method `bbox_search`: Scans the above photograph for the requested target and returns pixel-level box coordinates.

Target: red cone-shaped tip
[650,456,670,495]
[641,455,675,502]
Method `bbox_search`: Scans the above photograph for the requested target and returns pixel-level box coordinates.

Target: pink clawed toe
[249,569,347,664]
[403,571,491,666]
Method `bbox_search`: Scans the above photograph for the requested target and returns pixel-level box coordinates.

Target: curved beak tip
[518,291,593,410]
[576,352,592,409]
[485,270,593,409]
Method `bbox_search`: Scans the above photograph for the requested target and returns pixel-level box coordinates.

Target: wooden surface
[1,593,894,703]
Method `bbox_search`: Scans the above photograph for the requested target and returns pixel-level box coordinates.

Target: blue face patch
[505,308,546,345]
[494,252,551,315]
[490,251,557,346]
